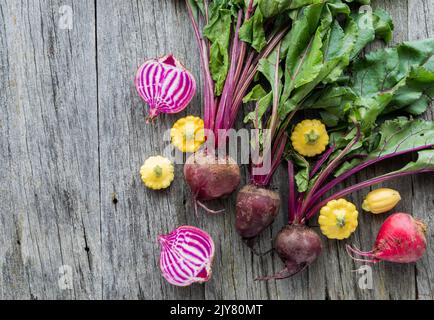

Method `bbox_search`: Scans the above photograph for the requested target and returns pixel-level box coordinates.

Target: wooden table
[1,0,433,300]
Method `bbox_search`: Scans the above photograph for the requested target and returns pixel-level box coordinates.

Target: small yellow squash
[171,116,205,153]
[319,199,359,240]
[140,156,175,190]
[362,188,401,214]
[291,120,329,157]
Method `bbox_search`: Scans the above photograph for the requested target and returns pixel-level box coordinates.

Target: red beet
[256,225,323,280]
[347,213,427,264]
[184,150,241,214]
[236,185,281,239]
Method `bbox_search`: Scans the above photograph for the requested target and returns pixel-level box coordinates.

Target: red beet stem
[215,10,243,137]
[310,145,335,178]
[300,125,361,218]
[233,0,254,86]
[288,161,297,224]
[306,143,434,214]
[251,134,288,187]
[230,27,290,126]
[185,0,215,131]
[304,168,434,221]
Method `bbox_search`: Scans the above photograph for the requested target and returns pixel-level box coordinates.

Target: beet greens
[184,0,297,214]
[291,38,434,225]
[260,41,434,279]
[236,0,394,244]
[184,2,434,278]
[239,3,434,279]
[243,0,393,187]
[186,0,291,144]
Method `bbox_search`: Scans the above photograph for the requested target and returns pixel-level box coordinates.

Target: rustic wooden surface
[0,0,433,300]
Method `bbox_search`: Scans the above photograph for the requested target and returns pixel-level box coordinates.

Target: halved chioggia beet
[158,226,215,287]
[135,54,196,122]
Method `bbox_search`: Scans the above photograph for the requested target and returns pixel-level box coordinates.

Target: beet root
[256,225,323,281]
[236,185,281,239]
[347,213,427,264]
[184,150,241,214]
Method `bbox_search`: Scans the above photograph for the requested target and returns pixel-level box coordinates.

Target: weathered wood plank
[408,0,434,301]
[0,0,433,300]
[273,0,422,301]
[96,0,207,300]
[94,0,322,300]
[0,0,101,299]
[328,0,418,300]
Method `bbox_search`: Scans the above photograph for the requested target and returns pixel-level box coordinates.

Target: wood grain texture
[323,0,417,300]
[0,0,100,299]
[408,0,434,301]
[0,0,433,300]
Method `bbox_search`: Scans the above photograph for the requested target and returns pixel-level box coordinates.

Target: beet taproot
[347,213,427,264]
[236,185,281,239]
[184,150,241,214]
[256,225,323,280]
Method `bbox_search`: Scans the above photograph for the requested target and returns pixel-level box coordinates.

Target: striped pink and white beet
[135,54,196,121]
[158,226,215,287]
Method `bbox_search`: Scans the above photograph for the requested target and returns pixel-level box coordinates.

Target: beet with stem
[259,121,434,280]
[235,43,289,240]
[185,0,289,215]
[234,133,287,240]
[236,185,281,239]
[184,150,241,215]
[256,225,322,280]
[347,213,427,264]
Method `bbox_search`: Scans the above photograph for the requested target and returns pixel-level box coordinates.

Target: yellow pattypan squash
[291,119,329,157]
[140,156,174,190]
[171,116,205,153]
[319,199,359,240]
